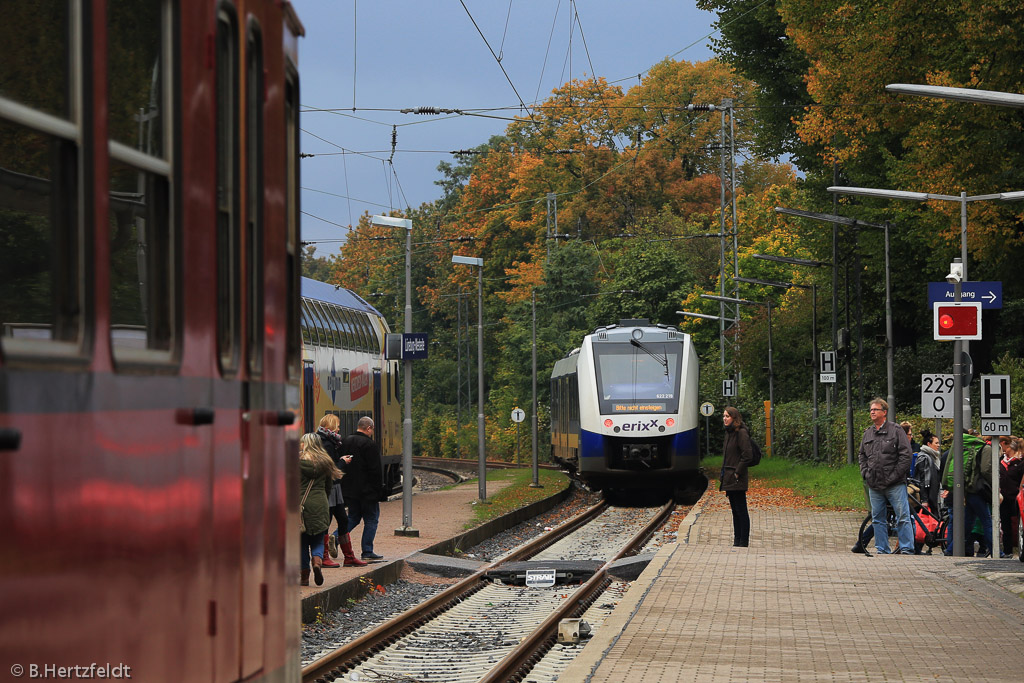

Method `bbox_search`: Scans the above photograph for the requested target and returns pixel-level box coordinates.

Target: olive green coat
[299,459,332,536]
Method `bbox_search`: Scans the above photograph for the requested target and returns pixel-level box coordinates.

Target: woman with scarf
[316,415,365,567]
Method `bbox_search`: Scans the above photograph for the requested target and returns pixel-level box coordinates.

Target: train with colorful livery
[550,319,706,502]
[299,277,402,492]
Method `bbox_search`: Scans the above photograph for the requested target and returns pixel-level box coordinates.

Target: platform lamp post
[735,275,821,462]
[885,84,1024,109]
[371,214,418,536]
[452,254,487,502]
[773,208,894,414]
[530,289,540,488]
[773,206,892,464]
[701,294,775,454]
[751,253,833,459]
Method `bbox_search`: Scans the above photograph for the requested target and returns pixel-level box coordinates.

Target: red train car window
[107,0,175,363]
[245,25,264,375]
[0,1,83,358]
[216,7,241,374]
[285,69,301,379]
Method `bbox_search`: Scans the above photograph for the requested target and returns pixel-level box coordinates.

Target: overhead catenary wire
[458,0,539,126]
[301,3,851,240]
[303,0,924,225]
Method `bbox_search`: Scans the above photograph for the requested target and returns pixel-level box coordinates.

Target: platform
[562,490,1024,682]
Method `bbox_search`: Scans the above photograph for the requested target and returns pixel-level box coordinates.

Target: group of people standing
[720,397,1024,557]
[856,397,1024,557]
[298,415,388,586]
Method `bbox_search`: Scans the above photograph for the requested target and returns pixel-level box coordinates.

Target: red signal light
[604,419,614,428]
[933,302,981,341]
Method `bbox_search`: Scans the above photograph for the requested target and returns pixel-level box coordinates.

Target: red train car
[1,2,305,681]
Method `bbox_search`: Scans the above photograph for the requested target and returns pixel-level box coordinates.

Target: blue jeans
[346,499,381,555]
[300,531,325,570]
[868,483,914,553]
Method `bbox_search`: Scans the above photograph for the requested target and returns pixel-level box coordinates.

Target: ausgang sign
[927,281,1002,309]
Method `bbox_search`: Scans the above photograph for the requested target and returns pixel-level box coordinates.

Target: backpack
[944,435,985,490]
[748,436,763,467]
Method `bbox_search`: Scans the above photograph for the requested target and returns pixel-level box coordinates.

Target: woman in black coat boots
[721,406,753,547]
[316,415,364,567]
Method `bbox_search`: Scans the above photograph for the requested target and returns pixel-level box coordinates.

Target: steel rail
[300,498,609,683]
[479,499,676,683]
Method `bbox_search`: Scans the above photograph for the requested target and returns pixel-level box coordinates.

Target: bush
[744,399,871,466]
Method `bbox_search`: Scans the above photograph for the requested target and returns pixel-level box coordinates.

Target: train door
[239,18,268,680]
[373,368,385,489]
[213,7,245,682]
[303,363,315,433]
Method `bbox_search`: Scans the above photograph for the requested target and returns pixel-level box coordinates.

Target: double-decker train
[550,319,707,502]
[299,277,402,492]
[1,2,305,681]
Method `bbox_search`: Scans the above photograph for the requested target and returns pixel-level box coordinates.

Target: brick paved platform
[562,490,1024,682]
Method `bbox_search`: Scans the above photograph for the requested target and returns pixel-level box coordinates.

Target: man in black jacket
[341,416,386,561]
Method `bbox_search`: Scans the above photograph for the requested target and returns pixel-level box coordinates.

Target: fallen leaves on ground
[702,477,820,512]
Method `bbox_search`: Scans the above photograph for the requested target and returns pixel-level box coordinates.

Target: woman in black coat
[721,406,753,547]
[316,415,365,567]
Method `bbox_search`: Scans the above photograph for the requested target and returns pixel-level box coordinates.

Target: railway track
[301,499,675,683]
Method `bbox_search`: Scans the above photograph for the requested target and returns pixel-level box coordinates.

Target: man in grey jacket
[858,398,915,554]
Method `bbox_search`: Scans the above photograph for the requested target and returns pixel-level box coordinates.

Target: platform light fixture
[451,254,486,502]
[371,214,418,536]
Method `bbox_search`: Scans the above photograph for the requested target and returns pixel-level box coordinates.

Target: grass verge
[703,455,867,511]
[465,468,569,526]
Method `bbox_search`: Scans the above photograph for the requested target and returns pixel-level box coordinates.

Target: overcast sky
[297,1,718,250]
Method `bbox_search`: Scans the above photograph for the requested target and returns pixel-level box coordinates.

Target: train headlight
[631,328,644,340]
[604,419,614,428]
[665,418,675,427]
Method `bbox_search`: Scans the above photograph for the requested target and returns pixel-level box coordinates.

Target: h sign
[980,375,1011,435]
[820,351,836,374]
[722,379,736,397]
[981,375,1011,418]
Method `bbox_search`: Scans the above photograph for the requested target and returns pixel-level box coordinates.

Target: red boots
[340,533,368,567]
[321,533,341,568]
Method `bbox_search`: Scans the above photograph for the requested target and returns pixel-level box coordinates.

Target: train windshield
[592,341,682,414]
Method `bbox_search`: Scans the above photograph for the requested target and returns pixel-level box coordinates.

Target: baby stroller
[853,477,948,555]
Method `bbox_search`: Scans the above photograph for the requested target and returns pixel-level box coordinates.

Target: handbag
[299,480,314,534]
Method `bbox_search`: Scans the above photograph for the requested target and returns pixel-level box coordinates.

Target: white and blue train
[550,319,707,502]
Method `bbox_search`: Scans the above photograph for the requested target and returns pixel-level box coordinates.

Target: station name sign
[385,332,429,360]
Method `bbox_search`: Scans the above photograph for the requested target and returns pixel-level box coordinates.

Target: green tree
[301,244,337,282]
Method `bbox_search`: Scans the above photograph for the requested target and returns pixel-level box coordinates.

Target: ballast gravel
[301,486,603,664]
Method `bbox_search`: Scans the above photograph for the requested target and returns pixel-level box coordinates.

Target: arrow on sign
[982,290,997,305]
